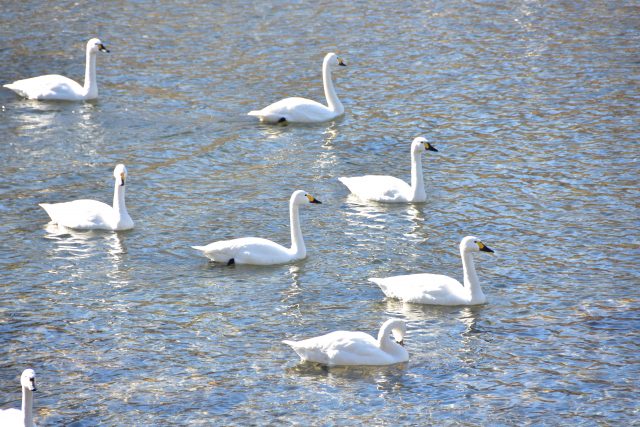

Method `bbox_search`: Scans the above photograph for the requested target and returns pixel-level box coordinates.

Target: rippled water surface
[1,1,639,425]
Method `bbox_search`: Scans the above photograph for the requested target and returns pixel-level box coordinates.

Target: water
[1,1,638,425]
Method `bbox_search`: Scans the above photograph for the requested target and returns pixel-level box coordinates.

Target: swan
[39,164,134,231]
[0,369,37,427]
[283,318,409,366]
[248,52,346,123]
[3,38,109,101]
[369,236,494,305]
[192,190,321,265]
[338,137,438,203]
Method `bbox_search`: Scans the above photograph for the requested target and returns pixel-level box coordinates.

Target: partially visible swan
[3,38,109,101]
[39,164,134,231]
[338,137,438,203]
[0,369,37,427]
[370,236,494,305]
[283,319,409,366]
[192,190,321,265]
[248,52,346,123]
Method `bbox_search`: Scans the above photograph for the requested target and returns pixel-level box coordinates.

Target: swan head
[461,236,494,254]
[87,38,110,53]
[291,190,322,205]
[113,164,127,186]
[412,136,438,153]
[20,369,37,392]
[324,52,347,67]
[379,318,407,346]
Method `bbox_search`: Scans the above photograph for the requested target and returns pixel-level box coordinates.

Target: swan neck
[377,322,395,351]
[461,250,483,299]
[22,385,34,427]
[84,48,98,98]
[322,58,343,114]
[289,202,305,258]
[410,150,426,201]
[113,181,128,218]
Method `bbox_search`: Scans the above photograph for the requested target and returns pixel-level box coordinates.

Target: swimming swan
[338,137,438,203]
[283,318,409,366]
[39,164,134,231]
[248,52,346,123]
[370,236,494,305]
[0,369,37,427]
[3,38,109,101]
[192,190,321,265]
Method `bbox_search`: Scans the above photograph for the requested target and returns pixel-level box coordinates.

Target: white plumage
[39,164,134,231]
[0,369,37,427]
[192,190,321,265]
[3,38,109,101]
[339,137,438,203]
[283,319,409,366]
[248,53,346,123]
[370,236,494,305]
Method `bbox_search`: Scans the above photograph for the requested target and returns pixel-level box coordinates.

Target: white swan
[39,164,134,231]
[0,369,37,427]
[338,137,438,203]
[370,236,494,305]
[192,190,321,265]
[248,52,346,123]
[283,319,409,366]
[3,38,109,101]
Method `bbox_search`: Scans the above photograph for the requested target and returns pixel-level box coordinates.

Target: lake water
[1,1,639,425]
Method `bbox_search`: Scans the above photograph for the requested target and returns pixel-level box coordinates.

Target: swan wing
[40,199,116,230]
[0,408,26,426]
[370,273,469,305]
[249,97,336,123]
[339,175,412,202]
[4,74,84,100]
[284,331,389,365]
[192,237,292,265]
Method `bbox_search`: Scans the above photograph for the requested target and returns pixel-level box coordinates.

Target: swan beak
[120,172,126,186]
[98,44,110,53]
[338,58,347,66]
[306,194,322,204]
[478,242,494,253]
[397,339,405,347]
[425,143,438,152]
[30,378,37,392]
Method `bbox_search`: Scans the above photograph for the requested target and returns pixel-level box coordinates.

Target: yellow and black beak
[477,241,494,253]
[338,58,347,67]
[98,43,110,53]
[425,142,438,152]
[306,194,321,204]
[120,172,126,186]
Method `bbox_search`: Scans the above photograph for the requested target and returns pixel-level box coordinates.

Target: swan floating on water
[3,38,109,101]
[192,190,321,265]
[369,236,494,305]
[248,52,346,124]
[283,318,409,366]
[339,137,438,203]
[40,164,134,231]
[0,369,37,427]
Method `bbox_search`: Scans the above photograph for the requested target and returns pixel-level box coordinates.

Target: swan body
[0,369,37,427]
[192,190,321,265]
[248,52,346,123]
[3,38,109,101]
[39,164,133,231]
[370,236,494,305]
[283,319,409,366]
[339,137,438,203]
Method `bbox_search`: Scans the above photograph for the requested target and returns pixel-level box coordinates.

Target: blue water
[1,1,639,425]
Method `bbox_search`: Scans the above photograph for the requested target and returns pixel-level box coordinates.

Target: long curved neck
[113,181,128,217]
[21,386,34,427]
[409,150,426,202]
[83,48,98,98]
[322,59,343,114]
[461,250,484,301]
[289,202,306,258]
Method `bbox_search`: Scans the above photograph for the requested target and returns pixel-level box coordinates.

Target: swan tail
[282,340,298,348]
[3,83,27,97]
[369,278,392,297]
[191,245,207,252]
